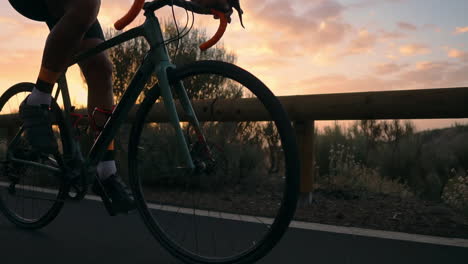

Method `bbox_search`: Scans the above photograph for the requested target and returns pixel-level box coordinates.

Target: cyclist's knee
[95,55,113,80]
[82,53,113,80]
[64,0,100,32]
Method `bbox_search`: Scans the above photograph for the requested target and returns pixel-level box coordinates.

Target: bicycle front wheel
[129,61,300,263]
[0,83,69,229]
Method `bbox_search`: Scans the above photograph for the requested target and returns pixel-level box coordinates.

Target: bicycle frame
[56,10,202,179]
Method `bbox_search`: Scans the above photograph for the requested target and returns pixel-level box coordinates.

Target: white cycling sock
[97,160,117,180]
[27,87,52,106]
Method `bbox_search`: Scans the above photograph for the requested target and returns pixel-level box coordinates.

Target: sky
[1,0,467,130]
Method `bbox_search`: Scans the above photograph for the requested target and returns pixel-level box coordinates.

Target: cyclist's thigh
[83,21,105,41]
[44,0,100,20]
[44,0,104,40]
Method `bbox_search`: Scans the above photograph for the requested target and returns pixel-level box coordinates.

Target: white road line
[0,181,59,195]
[142,201,468,248]
[288,221,468,248]
[1,181,467,248]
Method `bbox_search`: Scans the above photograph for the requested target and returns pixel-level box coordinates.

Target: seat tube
[157,65,195,169]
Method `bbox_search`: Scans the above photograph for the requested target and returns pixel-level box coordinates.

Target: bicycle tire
[0,82,69,229]
[128,61,300,263]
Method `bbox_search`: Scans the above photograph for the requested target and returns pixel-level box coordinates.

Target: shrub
[323,144,413,198]
[442,169,468,214]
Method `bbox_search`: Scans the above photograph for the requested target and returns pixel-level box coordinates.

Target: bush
[315,121,468,201]
[322,143,413,197]
[134,122,276,193]
[442,169,468,214]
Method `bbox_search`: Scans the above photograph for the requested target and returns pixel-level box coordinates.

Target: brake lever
[228,0,244,28]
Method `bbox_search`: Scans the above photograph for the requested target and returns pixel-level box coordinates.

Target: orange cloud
[445,65,468,87]
[295,74,402,94]
[374,63,409,75]
[379,30,406,40]
[397,22,417,31]
[340,28,406,57]
[344,29,378,55]
[0,16,21,25]
[294,59,467,95]
[454,26,468,34]
[0,14,48,51]
[399,44,430,56]
[447,48,468,62]
[399,61,455,88]
[448,49,464,58]
[242,0,351,59]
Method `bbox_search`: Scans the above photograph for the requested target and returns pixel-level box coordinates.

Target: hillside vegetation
[314,120,468,212]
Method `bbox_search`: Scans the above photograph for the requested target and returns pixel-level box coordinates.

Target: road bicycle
[0,0,299,263]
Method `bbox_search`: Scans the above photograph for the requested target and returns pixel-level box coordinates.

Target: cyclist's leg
[29,0,101,105]
[78,37,116,179]
[20,0,101,153]
[78,40,113,117]
[78,34,135,214]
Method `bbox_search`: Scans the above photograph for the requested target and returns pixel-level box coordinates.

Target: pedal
[4,165,19,195]
[64,168,81,183]
[92,180,117,216]
[101,195,118,216]
[7,182,17,195]
[66,182,88,201]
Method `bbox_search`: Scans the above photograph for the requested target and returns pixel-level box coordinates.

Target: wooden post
[294,120,315,207]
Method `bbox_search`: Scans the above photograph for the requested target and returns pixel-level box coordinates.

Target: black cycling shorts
[8,0,105,40]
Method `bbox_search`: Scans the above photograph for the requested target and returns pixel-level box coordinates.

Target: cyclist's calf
[78,38,114,120]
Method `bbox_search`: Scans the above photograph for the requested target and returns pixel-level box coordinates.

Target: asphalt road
[1,198,467,264]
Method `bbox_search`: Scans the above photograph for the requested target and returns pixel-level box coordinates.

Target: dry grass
[442,169,468,214]
[320,144,414,198]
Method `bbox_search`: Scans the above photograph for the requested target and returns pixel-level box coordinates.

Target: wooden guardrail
[139,87,468,122]
[133,87,464,201]
[0,87,467,199]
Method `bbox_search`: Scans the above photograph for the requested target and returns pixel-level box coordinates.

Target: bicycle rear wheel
[0,83,69,229]
[129,61,300,263]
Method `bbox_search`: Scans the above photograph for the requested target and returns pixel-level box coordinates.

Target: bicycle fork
[157,65,214,172]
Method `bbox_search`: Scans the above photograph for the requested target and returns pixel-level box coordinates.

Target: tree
[359,120,383,159]
[106,30,152,102]
[382,120,414,145]
[102,22,288,188]
[103,22,262,184]
[263,121,281,174]
[105,21,238,102]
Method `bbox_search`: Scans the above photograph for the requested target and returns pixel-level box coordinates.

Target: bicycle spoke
[130,61,299,263]
[0,85,67,228]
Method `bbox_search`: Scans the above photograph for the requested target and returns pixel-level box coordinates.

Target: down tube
[87,54,156,167]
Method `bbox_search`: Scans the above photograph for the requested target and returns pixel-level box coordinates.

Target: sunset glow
[1,0,467,130]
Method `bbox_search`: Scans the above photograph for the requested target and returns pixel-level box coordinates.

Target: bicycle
[0,0,300,263]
